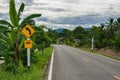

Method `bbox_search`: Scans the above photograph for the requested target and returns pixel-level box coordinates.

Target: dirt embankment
[0,60,4,64]
[95,48,120,59]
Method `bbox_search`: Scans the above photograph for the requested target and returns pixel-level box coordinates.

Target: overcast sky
[0,0,120,30]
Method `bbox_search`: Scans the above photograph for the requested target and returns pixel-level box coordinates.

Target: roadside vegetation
[0,46,53,80]
[53,18,120,60]
[55,18,120,50]
[0,0,53,80]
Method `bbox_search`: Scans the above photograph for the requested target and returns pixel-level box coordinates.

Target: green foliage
[9,0,18,27]
[115,31,120,50]
[34,25,52,48]
[0,1,52,80]
[73,26,86,39]
[0,47,53,80]
[0,0,41,67]
[47,29,58,43]
[0,20,13,28]
[54,17,120,51]
[2,63,17,72]
[90,26,107,48]
[20,14,41,28]
[18,3,25,21]
[0,33,14,50]
[73,26,87,46]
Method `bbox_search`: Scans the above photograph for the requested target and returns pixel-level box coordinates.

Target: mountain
[84,28,91,31]
[54,28,64,33]
[54,28,91,33]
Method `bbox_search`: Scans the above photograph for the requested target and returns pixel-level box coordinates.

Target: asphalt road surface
[52,45,120,80]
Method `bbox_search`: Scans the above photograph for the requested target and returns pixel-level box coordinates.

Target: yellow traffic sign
[24,40,32,48]
[22,24,35,38]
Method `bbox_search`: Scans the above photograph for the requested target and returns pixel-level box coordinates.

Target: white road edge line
[93,53,120,63]
[48,49,54,80]
[82,50,120,63]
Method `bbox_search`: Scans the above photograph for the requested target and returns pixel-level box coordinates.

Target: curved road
[52,45,120,80]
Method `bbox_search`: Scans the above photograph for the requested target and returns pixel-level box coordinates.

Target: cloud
[1,0,120,30]
[40,7,68,12]
[0,13,8,20]
[30,6,68,12]
[19,0,33,6]
[36,21,76,30]
[38,13,106,25]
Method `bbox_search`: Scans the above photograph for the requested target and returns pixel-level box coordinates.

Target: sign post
[22,24,35,68]
[27,38,30,68]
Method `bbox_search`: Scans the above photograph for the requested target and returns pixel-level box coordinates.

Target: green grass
[0,46,53,80]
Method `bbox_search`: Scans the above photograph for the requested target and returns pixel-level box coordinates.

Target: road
[52,45,120,80]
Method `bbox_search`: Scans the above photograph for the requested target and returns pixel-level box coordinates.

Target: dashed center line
[83,58,89,62]
[113,75,120,80]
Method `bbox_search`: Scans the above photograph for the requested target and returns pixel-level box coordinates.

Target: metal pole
[92,38,94,50]
[27,38,30,68]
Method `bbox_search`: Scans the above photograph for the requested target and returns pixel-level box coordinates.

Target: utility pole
[91,38,94,50]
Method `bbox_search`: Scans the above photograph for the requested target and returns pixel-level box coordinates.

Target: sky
[0,0,120,30]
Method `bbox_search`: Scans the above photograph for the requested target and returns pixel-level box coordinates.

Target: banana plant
[0,32,15,63]
[0,0,41,65]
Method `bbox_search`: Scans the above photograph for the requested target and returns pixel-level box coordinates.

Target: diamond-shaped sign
[22,24,35,38]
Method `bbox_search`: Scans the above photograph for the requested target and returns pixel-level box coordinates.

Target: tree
[114,17,120,31]
[115,31,120,50]
[73,26,86,46]
[47,29,58,44]
[89,24,109,49]
[33,25,52,54]
[106,18,115,38]
[0,0,41,66]
[114,17,120,50]
[59,29,73,45]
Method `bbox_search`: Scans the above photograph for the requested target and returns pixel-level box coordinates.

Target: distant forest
[53,17,120,51]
